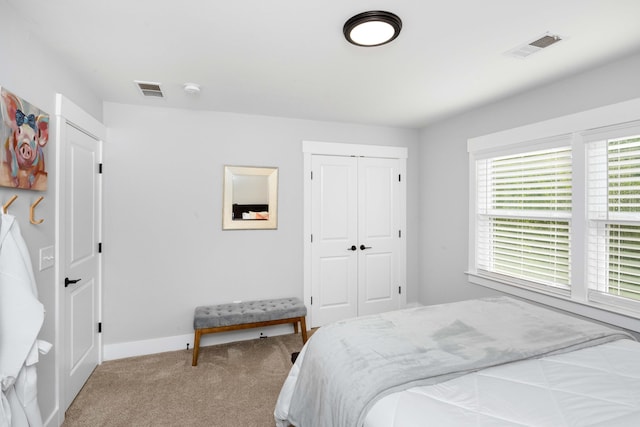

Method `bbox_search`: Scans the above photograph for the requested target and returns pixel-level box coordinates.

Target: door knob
[65,277,81,287]
[348,245,357,251]
[359,244,372,250]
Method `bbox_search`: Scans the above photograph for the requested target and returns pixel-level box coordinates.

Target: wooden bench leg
[192,329,202,366]
[192,314,308,365]
[300,317,308,344]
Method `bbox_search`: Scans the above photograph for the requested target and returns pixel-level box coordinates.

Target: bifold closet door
[310,155,400,326]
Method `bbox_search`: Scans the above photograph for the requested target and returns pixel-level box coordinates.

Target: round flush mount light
[183,83,201,94]
[343,10,402,47]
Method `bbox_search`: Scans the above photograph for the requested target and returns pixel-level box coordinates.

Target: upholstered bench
[192,297,308,366]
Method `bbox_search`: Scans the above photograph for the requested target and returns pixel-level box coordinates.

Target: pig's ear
[1,90,22,130]
[36,115,49,147]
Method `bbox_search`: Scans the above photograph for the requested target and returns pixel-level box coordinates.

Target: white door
[310,155,400,326]
[63,123,101,409]
[357,157,400,316]
[310,155,358,326]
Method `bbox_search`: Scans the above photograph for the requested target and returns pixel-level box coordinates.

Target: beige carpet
[63,333,305,427]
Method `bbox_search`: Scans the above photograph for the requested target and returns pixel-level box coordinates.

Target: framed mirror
[222,165,278,230]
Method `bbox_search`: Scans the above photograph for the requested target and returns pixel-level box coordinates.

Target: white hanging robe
[0,213,48,427]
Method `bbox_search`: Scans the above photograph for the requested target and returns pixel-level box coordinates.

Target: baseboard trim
[103,324,295,361]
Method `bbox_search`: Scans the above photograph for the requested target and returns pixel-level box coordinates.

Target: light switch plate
[39,246,54,271]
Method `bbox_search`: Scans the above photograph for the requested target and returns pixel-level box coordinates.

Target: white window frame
[475,138,573,292]
[468,97,640,333]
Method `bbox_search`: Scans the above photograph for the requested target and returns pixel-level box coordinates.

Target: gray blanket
[286,296,634,427]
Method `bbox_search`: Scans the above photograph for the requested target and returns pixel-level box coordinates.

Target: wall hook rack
[30,196,45,225]
[2,195,18,214]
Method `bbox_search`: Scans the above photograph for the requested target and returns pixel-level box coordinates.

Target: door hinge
[98,242,102,253]
[310,296,313,305]
[98,322,102,333]
[398,286,402,295]
[310,171,313,180]
[310,234,313,243]
[98,163,103,174]
[398,174,401,182]
[399,230,401,238]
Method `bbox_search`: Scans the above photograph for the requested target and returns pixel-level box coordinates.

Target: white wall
[0,2,102,426]
[102,103,420,351]
[418,49,640,305]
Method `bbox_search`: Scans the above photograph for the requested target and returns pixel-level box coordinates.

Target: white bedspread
[364,338,640,427]
[275,297,634,427]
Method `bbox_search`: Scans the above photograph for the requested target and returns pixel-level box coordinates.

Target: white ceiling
[6,0,640,128]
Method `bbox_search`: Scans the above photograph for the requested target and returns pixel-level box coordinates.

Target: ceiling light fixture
[343,10,402,47]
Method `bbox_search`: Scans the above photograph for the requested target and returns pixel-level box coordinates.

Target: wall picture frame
[222,165,278,230]
[0,87,49,191]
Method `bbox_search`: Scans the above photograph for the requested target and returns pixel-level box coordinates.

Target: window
[468,100,640,322]
[476,147,571,290]
[587,131,640,304]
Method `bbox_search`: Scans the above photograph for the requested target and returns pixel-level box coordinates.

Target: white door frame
[54,94,105,426]
[302,140,407,327]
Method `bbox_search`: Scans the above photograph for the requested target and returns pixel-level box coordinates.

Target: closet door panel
[310,155,358,326]
[358,157,400,316]
[318,257,351,306]
[361,252,394,301]
[361,162,394,237]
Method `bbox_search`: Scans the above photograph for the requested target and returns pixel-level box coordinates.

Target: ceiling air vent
[505,33,562,58]
[134,81,164,98]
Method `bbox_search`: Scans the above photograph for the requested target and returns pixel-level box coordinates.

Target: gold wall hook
[2,195,18,214]
[30,196,44,224]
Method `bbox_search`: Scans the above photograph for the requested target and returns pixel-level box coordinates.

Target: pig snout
[19,141,35,161]
[15,125,38,162]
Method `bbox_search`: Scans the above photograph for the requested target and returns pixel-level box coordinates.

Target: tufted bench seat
[192,297,308,366]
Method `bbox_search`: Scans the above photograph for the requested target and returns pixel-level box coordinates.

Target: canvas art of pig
[0,87,49,190]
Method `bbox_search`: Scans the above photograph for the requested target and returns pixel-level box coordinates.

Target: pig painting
[0,87,49,190]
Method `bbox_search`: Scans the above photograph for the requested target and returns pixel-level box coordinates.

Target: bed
[231,203,269,220]
[274,296,640,427]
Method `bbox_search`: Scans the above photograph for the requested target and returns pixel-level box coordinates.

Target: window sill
[467,271,640,335]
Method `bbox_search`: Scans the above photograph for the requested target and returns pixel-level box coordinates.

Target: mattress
[364,338,640,427]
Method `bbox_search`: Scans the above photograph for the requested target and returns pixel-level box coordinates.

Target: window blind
[478,147,572,216]
[477,146,572,288]
[588,131,640,301]
[469,101,640,320]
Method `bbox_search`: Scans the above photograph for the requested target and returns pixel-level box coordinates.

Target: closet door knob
[65,277,81,287]
[359,245,372,250]
[348,245,357,251]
